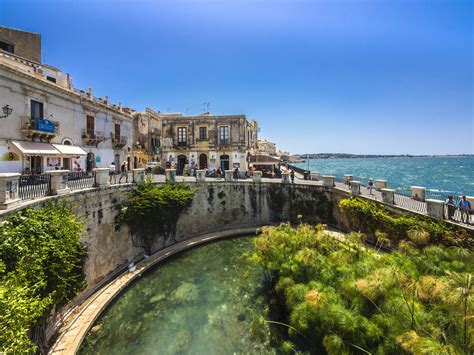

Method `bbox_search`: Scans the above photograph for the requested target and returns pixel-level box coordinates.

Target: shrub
[339,197,473,249]
[252,223,473,354]
[0,202,85,353]
[117,179,194,254]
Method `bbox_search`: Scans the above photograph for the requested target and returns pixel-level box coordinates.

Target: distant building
[0,27,134,174]
[132,108,162,167]
[160,113,259,174]
[257,139,277,156]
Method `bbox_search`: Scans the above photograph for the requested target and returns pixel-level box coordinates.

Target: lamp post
[0,105,13,119]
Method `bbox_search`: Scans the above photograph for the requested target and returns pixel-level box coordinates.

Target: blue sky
[1,0,472,155]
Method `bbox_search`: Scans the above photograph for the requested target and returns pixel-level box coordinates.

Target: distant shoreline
[295,154,474,159]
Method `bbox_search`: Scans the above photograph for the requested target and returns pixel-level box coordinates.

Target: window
[30,100,43,120]
[219,126,229,145]
[114,123,121,139]
[199,127,207,140]
[86,115,95,136]
[0,41,14,54]
[46,76,57,83]
[177,127,187,145]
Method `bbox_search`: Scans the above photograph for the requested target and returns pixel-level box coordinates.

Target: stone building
[131,108,162,167]
[257,139,277,156]
[0,27,134,174]
[161,113,259,174]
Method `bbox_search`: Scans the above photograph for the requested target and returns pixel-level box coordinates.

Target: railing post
[165,169,176,183]
[0,173,20,210]
[225,170,234,182]
[132,168,145,184]
[344,174,353,185]
[350,181,361,194]
[322,175,335,188]
[281,171,290,184]
[310,171,319,181]
[426,199,445,219]
[375,179,387,191]
[381,188,395,204]
[93,168,110,187]
[252,171,262,183]
[411,186,426,202]
[46,170,70,195]
[196,170,206,182]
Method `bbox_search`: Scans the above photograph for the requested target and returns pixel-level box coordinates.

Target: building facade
[161,113,258,174]
[0,30,134,174]
[257,139,277,156]
[132,108,162,167]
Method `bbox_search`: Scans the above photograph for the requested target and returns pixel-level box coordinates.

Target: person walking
[459,196,471,224]
[216,167,222,180]
[445,195,456,220]
[290,169,295,183]
[109,162,116,184]
[119,161,128,183]
[367,178,374,195]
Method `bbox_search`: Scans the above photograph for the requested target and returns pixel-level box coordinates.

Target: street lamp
[0,105,13,119]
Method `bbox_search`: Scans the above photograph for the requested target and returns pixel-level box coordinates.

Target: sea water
[296,156,474,196]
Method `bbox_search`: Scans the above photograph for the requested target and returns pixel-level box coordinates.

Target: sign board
[96,156,102,163]
[37,119,55,133]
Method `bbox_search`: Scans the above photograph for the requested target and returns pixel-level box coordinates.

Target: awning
[52,144,87,156]
[12,141,59,155]
[249,154,281,165]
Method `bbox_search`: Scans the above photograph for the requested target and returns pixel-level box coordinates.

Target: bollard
[375,180,387,191]
[0,173,20,210]
[196,170,206,182]
[350,181,361,194]
[93,168,110,187]
[46,170,70,195]
[132,169,145,184]
[426,199,445,219]
[282,171,290,184]
[225,170,234,182]
[381,188,395,204]
[322,175,335,188]
[344,174,353,185]
[252,171,262,183]
[165,169,176,183]
[411,186,426,202]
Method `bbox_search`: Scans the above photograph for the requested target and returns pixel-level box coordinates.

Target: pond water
[79,236,276,354]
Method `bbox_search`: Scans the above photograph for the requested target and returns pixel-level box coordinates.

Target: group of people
[445,195,472,224]
[109,161,129,184]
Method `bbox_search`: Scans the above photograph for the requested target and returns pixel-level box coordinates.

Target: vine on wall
[117,179,194,254]
[0,202,85,353]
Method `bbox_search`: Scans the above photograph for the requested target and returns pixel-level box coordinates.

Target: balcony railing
[21,117,60,140]
[218,139,229,147]
[177,141,188,147]
[113,136,128,149]
[82,129,106,146]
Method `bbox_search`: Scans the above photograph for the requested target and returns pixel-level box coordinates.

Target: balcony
[21,117,60,142]
[82,129,106,146]
[218,139,229,147]
[112,136,128,149]
[177,141,188,147]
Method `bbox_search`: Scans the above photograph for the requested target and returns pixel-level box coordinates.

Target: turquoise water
[296,156,474,196]
[79,237,275,355]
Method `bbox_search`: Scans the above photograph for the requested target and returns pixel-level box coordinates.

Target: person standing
[290,169,295,183]
[459,196,471,224]
[216,167,222,180]
[367,178,374,195]
[109,162,116,184]
[233,167,239,180]
[445,195,456,220]
[119,161,128,183]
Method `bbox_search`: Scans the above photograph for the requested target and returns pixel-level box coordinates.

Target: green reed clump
[339,197,473,249]
[252,223,473,354]
[117,178,194,254]
[0,202,85,353]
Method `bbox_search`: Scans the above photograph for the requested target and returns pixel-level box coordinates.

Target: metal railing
[19,174,50,200]
[68,172,94,191]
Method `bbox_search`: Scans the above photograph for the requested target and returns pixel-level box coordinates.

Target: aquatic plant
[339,197,474,249]
[252,223,473,354]
[117,178,194,253]
[0,202,85,353]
